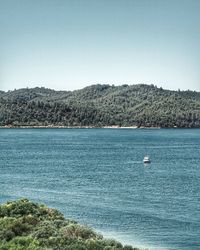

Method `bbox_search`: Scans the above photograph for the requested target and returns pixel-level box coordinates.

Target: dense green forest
[0,199,138,250]
[0,84,199,127]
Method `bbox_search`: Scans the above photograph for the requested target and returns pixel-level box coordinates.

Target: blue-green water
[0,128,199,250]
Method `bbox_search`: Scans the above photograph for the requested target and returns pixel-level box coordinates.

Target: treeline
[0,199,137,250]
[0,84,199,127]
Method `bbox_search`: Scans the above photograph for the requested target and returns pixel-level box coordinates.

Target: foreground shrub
[0,199,139,250]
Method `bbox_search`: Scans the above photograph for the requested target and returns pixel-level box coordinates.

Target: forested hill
[0,84,200,128]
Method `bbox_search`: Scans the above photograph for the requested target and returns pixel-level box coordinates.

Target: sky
[0,0,200,92]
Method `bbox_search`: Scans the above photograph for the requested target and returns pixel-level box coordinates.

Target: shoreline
[0,125,198,129]
[0,125,167,129]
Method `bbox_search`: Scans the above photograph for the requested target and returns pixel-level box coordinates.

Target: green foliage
[1,84,198,127]
[0,236,44,250]
[0,199,139,250]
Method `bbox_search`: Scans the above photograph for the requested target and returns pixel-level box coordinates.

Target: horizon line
[1,83,199,93]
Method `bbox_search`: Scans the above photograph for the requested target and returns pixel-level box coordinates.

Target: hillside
[0,199,137,250]
[0,84,199,127]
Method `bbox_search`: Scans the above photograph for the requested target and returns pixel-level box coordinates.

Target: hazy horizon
[1,0,200,92]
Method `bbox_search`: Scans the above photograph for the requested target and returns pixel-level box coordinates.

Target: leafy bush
[0,199,139,250]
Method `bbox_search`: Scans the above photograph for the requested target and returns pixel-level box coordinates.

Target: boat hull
[143,160,151,163]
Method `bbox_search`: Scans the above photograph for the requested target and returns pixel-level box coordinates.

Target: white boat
[143,156,151,163]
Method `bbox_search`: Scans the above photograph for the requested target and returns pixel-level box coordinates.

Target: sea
[0,128,199,250]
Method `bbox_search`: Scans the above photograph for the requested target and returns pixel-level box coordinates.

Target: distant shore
[0,125,198,129]
[1,85,199,129]
[1,124,198,129]
[0,125,196,129]
[0,125,163,129]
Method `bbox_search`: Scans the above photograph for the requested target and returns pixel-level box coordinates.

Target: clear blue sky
[0,0,199,91]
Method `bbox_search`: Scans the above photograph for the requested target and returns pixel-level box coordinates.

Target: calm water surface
[0,128,199,250]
